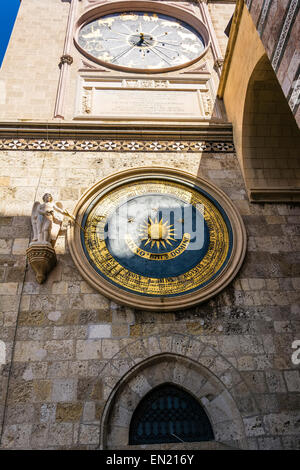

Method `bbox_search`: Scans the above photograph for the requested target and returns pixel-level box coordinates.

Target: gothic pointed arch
[98,348,249,449]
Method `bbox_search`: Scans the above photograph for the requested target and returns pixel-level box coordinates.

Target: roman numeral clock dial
[77,12,206,72]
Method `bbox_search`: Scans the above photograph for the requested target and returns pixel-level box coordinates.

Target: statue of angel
[31,193,65,247]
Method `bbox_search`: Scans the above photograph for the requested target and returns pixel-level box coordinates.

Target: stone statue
[30,193,65,247]
[27,193,83,284]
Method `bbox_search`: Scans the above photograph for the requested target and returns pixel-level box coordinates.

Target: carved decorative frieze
[122,80,169,89]
[0,138,235,153]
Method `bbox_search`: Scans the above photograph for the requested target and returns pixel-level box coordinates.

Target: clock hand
[105,37,126,41]
[111,44,136,63]
[144,43,172,65]
[143,40,173,58]
[152,46,173,61]
[155,44,180,54]
[156,40,181,46]
[112,31,131,37]
[149,24,160,35]
[156,34,182,42]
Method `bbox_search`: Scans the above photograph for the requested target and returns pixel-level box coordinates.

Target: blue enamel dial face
[81,179,233,298]
[78,11,205,70]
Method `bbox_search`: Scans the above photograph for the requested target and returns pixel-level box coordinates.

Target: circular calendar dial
[69,169,246,311]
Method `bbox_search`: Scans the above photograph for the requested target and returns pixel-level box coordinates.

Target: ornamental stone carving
[60,54,73,66]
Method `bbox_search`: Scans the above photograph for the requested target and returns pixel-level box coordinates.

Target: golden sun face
[139,217,175,249]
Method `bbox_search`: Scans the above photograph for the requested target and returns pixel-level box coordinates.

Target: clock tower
[0,0,299,451]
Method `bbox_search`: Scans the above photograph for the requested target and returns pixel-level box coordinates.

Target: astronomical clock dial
[69,169,246,311]
[77,12,206,71]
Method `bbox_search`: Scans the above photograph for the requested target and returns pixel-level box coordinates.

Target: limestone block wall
[208,1,236,56]
[0,146,299,449]
[245,0,300,127]
[0,0,69,121]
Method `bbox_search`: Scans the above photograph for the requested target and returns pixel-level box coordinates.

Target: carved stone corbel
[60,54,73,66]
[214,58,224,71]
[26,245,57,284]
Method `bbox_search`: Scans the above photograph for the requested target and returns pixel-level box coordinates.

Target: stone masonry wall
[208,1,236,57]
[0,147,299,449]
[0,0,69,121]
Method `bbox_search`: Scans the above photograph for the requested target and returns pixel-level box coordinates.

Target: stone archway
[242,54,300,202]
[77,333,265,449]
[218,3,300,203]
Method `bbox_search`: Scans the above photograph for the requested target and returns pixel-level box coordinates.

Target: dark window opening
[129,383,214,445]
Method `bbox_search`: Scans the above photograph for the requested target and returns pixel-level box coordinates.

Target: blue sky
[0,0,20,67]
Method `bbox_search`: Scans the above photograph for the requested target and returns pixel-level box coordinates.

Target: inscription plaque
[93,89,199,117]
[75,75,222,121]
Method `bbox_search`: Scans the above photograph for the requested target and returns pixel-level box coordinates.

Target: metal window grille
[129,383,214,445]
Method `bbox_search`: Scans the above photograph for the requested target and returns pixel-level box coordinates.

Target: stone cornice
[249,188,300,203]
[0,121,233,141]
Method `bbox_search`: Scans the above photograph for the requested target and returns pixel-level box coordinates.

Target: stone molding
[217,0,244,99]
[54,0,79,119]
[249,188,300,203]
[0,121,233,140]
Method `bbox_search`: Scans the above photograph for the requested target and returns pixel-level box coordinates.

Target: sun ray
[139,216,177,250]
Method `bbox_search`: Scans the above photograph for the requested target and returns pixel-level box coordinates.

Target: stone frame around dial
[74,0,210,73]
[68,167,247,311]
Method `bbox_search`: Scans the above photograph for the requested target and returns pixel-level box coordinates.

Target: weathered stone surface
[48,423,73,446]
[76,340,102,360]
[56,403,83,422]
[79,424,100,445]
[51,379,77,402]
[88,324,111,339]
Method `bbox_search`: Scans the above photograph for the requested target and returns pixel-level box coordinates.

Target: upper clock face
[77,11,206,71]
